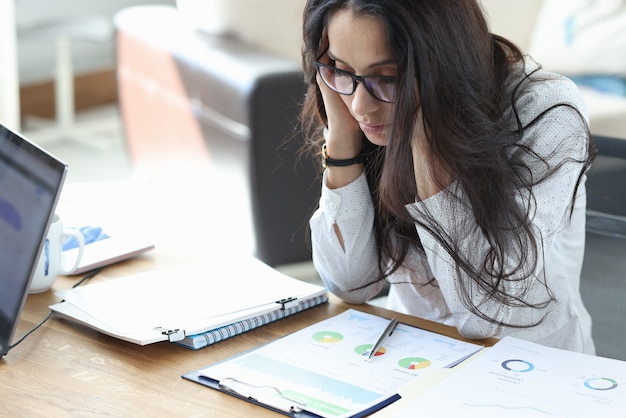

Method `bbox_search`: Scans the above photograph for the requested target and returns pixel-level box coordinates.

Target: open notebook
[49,257,327,348]
[54,182,156,276]
[61,226,154,276]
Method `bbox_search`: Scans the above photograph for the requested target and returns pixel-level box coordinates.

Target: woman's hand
[317,74,362,156]
[411,110,452,199]
[317,74,365,189]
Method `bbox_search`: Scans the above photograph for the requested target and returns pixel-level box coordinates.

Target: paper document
[190,309,483,418]
[384,336,626,417]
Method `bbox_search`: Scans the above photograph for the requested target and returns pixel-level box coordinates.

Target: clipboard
[182,309,483,418]
[182,368,400,418]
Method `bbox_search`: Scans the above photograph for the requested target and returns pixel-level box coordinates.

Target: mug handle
[59,228,86,275]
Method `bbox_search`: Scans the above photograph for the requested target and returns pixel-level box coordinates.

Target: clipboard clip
[154,327,185,342]
[218,377,305,414]
[276,297,299,310]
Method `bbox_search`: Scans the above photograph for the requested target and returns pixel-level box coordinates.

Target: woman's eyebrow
[327,50,396,70]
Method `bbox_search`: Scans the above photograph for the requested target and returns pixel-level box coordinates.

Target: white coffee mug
[29,214,85,294]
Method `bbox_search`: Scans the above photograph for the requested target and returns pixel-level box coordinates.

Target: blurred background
[1,0,624,182]
[0,0,624,285]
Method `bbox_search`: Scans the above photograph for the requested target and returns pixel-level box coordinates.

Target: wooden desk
[0,249,496,417]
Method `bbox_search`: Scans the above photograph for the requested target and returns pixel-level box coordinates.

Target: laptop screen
[0,124,67,357]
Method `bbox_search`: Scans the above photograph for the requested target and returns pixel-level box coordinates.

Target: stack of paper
[50,257,328,346]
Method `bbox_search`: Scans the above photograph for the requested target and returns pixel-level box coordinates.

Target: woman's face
[326,9,396,146]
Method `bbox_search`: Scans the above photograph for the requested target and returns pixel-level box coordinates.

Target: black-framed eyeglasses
[314,61,396,103]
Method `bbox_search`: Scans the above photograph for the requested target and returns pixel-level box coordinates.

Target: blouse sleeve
[407,92,589,339]
[309,171,387,303]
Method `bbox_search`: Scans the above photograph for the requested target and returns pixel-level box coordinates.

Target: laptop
[0,123,67,358]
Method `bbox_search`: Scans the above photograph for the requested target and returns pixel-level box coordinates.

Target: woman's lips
[359,122,388,135]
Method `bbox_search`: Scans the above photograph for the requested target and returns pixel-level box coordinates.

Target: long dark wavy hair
[300,0,596,326]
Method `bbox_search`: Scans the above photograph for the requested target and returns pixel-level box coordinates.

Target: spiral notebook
[177,293,329,350]
[49,257,328,347]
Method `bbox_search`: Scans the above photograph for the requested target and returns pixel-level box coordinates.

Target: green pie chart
[398,357,431,370]
[312,331,344,343]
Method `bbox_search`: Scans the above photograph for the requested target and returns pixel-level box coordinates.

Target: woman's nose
[350,81,381,117]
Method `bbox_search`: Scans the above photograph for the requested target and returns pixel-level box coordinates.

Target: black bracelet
[321,143,364,168]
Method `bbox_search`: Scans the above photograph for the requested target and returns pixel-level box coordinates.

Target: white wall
[190,0,542,62]
[0,0,20,130]
[228,0,306,62]
[479,0,544,50]
[177,0,306,62]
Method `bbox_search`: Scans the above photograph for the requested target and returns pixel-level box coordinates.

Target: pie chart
[398,357,431,370]
[354,344,387,357]
[584,377,618,391]
[312,331,343,343]
[501,359,534,372]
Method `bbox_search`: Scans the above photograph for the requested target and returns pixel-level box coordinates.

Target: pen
[368,317,398,360]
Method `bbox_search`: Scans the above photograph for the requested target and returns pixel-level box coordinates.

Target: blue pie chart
[501,359,534,372]
[584,377,618,391]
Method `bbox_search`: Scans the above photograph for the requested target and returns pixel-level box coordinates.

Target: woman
[301,0,597,353]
